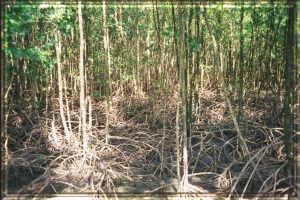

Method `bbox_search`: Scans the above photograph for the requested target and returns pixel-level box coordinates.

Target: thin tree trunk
[173,2,181,188]
[178,3,189,192]
[172,3,180,75]
[175,60,181,189]
[135,9,141,96]
[78,0,88,151]
[55,30,71,143]
[238,3,244,122]
[103,0,111,144]
[284,1,296,185]
[64,76,73,139]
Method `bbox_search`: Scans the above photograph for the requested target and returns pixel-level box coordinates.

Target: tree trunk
[78,0,88,151]
[284,0,296,185]
[238,3,244,122]
[55,30,71,143]
[178,3,189,192]
[103,0,111,144]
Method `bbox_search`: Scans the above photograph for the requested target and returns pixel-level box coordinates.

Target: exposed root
[6,91,295,197]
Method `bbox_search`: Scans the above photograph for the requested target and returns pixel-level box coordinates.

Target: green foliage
[187,37,201,52]
[3,4,80,97]
[3,2,292,110]
[162,26,173,38]
[121,74,134,82]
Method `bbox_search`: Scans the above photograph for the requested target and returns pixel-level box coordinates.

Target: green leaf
[192,43,201,52]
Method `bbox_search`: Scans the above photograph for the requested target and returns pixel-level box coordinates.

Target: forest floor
[5,89,296,198]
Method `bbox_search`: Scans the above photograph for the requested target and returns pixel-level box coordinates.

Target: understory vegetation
[1,1,299,199]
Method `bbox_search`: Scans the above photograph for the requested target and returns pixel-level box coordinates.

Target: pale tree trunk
[174,3,181,189]
[103,0,111,144]
[178,3,189,192]
[175,66,181,190]
[171,3,180,75]
[55,30,71,143]
[135,10,140,96]
[78,0,88,151]
[64,75,73,139]
[146,27,151,94]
